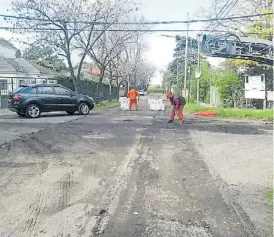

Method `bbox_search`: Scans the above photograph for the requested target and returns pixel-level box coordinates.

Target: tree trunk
[67,58,79,93]
[116,76,120,100]
[97,80,102,94]
[124,81,129,96]
[72,75,79,93]
[109,82,112,101]
[116,87,120,100]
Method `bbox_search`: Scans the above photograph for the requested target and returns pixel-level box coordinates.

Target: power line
[211,0,240,32]
[202,0,234,34]
[0,12,272,25]
[0,26,267,35]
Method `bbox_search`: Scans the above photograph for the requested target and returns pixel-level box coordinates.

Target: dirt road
[0,98,272,237]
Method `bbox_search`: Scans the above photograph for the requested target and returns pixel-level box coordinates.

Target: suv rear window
[15,87,33,94]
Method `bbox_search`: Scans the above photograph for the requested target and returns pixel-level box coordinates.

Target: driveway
[0,97,272,237]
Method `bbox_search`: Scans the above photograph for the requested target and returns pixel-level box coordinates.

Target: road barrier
[148,99,165,111]
[119,97,129,110]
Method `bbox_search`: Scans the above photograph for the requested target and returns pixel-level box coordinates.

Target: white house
[0,58,56,93]
[0,39,56,107]
[0,38,18,58]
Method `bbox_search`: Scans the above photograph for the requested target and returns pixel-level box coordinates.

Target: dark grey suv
[8,84,95,118]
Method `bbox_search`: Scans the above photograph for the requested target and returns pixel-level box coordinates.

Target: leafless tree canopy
[12,0,152,93]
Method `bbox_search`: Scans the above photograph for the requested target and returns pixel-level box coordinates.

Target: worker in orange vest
[127,87,140,111]
[166,92,186,124]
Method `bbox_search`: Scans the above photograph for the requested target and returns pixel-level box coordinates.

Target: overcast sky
[0,0,223,84]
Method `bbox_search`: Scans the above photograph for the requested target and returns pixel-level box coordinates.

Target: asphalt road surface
[0,97,272,237]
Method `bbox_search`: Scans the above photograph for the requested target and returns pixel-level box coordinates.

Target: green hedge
[56,77,117,101]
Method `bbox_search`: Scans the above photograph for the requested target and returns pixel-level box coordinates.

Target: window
[54,86,71,95]
[16,87,33,94]
[37,86,54,94]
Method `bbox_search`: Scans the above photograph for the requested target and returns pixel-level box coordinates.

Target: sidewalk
[0,108,14,116]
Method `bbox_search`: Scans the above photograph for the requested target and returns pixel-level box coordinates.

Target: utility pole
[196,33,201,104]
[176,59,179,93]
[188,67,191,103]
[183,12,189,97]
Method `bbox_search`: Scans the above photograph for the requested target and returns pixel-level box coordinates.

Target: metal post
[197,34,201,104]
[183,13,189,97]
[11,78,14,91]
[176,59,179,93]
[262,73,267,109]
[188,67,191,103]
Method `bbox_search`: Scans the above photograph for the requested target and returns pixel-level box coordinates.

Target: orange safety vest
[127,89,139,100]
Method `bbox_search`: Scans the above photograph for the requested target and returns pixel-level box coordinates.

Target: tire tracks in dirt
[19,137,53,237]
[58,171,74,211]
[21,135,77,236]
[21,192,47,236]
[91,133,145,236]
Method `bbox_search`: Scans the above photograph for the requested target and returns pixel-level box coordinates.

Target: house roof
[0,58,16,72]
[0,38,18,50]
[28,61,53,74]
[0,57,54,76]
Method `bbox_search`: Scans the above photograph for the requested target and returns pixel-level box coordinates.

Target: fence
[0,78,121,108]
[0,81,11,108]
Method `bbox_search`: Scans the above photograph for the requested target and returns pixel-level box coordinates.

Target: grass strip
[267,187,273,209]
[185,104,273,120]
[94,100,120,111]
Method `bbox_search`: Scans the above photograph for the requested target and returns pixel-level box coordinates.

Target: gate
[0,80,10,108]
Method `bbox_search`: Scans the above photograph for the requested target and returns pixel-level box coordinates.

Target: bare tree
[106,37,153,98]
[78,14,145,95]
[12,0,133,92]
[134,62,156,90]
[88,29,137,94]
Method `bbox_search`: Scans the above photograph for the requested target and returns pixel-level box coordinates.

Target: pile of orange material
[194,111,218,117]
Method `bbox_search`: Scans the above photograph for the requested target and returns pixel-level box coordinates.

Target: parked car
[138,90,145,96]
[8,84,95,118]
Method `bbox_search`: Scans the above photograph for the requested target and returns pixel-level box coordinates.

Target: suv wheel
[66,111,75,115]
[16,112,25,117]
[26,104,41,118]
[78,103,90,115]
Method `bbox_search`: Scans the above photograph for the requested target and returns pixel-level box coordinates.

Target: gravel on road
[0,98,272,237]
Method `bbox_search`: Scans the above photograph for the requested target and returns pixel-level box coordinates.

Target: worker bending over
[166,92,186,124]
[127,87,139,111]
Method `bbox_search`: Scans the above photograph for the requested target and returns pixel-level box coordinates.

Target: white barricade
[149,99,165,111]
[119,97,129,110]
[148,99,154,105]
[148,99,163,105]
